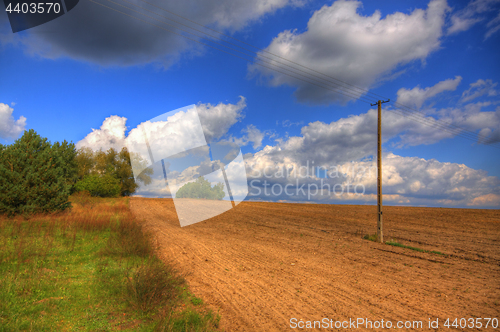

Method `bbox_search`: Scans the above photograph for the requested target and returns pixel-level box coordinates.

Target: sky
[1,0,499,208]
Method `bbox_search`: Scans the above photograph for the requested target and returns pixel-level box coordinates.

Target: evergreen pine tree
[0,130,76,215]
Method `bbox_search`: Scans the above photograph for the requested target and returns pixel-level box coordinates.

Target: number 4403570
[444,318,498,329]
[5,2,61,14]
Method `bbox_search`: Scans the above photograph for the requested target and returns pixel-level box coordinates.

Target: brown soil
[130,198,500,331]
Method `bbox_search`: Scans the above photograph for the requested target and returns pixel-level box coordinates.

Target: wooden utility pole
[371,99,390,243]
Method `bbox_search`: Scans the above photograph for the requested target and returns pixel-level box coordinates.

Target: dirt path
[130,198,500,331]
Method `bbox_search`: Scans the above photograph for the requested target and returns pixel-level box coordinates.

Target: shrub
[74,174,121,197]
[126,260,184,314]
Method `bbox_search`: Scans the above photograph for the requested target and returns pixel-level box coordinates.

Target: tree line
[0,130,146,215]
[175,176,225,200]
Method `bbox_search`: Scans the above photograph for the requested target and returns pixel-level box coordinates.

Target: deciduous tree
[175,177,225,200]
[74,147,150,196]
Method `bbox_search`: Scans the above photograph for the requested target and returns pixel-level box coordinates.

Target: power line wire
[88,0,499,148]
[103,0,382,105]
[133,0,498,145]
[121,0,497,145]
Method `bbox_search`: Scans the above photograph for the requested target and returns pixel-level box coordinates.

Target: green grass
[0,195,220,331]
[363,233,446,257]
[385,240,447,256]
[363,233,378,242]
[385,240,426,252]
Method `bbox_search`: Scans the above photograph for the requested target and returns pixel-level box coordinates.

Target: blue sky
[1,0,499,208]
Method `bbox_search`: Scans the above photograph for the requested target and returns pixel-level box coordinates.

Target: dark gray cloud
[1,0,303,66]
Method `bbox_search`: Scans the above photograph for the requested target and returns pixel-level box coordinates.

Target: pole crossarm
[371,99,390,107]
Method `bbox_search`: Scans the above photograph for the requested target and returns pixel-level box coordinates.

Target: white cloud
[244,147,500,207]
[76,99,247,187]
[197,97,246,143]
[249,0,449,104]
[381,153,499,206]
[468,193,500,206]
[0,103,27,140]
[396,76,462,110]
[393,78,500,145]
[485,12,500,39]
[245,108,459,168]
[239,81,500,154]
[436,102,500,144]
[227,123,274,150]
[128,109,208,170]
[74,91,500,207]
[242,124,265,149]
[447,15,483,35]
[279,119,304,127]
[446,0,500,36]
[244,137,500,207]
[245,103,484,165]
[241,82,500,207]
[76,98,247,154]
[460,79,498,103]
[231,124,268,149]
[76,115,127,151]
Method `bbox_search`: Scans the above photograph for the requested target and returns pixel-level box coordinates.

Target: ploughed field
[130,198,500,331]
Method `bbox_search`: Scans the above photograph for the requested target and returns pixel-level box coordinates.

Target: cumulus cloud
[393,78,500,145]
[244,133,500,207]
[240,80,500,206]
[460,79,498,103]
[0,103,27,140]
[468,193,500,206]
[242,105,472,170]
[76,115,127,151]
[396,76,462,110]
[241,98,497,165]
[0,0,303,67]
[380,153,499,206]
[74,92,500,207]
[76,98,247,153]
[244,147,500,207]
[435,103,500,144]
[249,0,449,104]
[76,99,247,190]
[197,97,246,143]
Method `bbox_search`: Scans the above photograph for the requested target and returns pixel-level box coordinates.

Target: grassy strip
[385,241,447,256]
[362,234,378,242]
[363,234,446,256]
[0,193,220,331]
